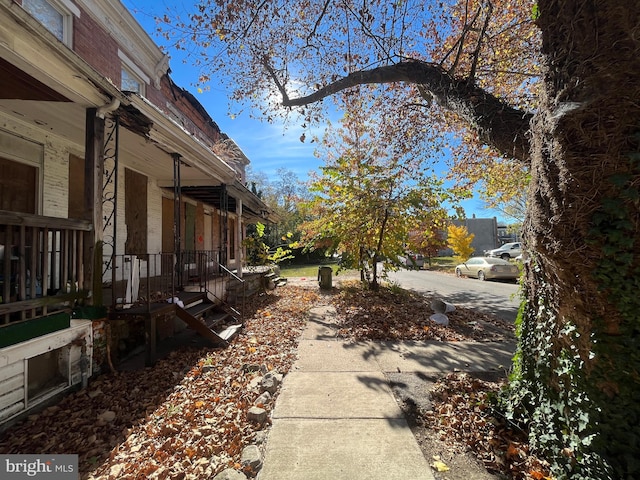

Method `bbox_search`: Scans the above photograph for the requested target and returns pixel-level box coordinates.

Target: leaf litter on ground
[0,280,549,479]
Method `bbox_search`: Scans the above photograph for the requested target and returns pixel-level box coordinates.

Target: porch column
[84,108,104,301]
[236,199,243,278]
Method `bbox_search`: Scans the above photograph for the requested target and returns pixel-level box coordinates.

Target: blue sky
[123,0,322,180]
[122,0,501,222]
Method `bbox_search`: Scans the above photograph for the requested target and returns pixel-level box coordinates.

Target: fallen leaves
[0,280,539,480]
[424,372,552,480]
[0,286,317,480]
[331,281,515,343]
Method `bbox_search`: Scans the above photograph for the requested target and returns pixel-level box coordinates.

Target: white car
[398,253,424,269]
[486,242,522,260]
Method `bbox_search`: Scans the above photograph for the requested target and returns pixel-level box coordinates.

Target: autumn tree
[245,167,309,249]
[158,1,640,477]
[446,224,475,263]
[299,94,450,289]
[407,225,447,267]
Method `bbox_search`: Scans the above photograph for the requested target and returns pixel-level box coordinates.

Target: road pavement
[385,269,521,322]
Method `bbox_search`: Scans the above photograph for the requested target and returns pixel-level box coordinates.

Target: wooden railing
[0,210,92,325]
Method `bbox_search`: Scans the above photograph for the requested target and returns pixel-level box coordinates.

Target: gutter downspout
[96,98,120,119]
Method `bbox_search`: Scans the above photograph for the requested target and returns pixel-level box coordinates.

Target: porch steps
[175,292,240,348]
[264,272,288,289]
[175,305,228,348]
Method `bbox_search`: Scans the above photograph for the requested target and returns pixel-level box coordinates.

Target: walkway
[258,305,515,480]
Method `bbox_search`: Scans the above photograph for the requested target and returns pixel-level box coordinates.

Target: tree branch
[265,60,533,163]
[468,1,493,83]
[307,0,332,45]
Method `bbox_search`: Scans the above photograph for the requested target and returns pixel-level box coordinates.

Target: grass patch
[423,256,457,272]
[279,263,336,278]
[280,262,359,278]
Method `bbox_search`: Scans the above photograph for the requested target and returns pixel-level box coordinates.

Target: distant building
[439,215,500,256]
[497,224,521,244]
[454,216,500,255]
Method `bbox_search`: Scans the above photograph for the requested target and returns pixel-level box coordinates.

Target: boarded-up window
[184,203,196,252]
[124,168,147,254]
[0,157,37,214]
[68,154,84,219]
[229,217,236,260]
[161,197,175,253]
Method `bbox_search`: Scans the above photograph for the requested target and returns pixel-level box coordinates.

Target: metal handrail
[218,263,245,322]
[105,251,244,322]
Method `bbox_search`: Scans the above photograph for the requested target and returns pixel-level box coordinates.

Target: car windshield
[485,257,509,264]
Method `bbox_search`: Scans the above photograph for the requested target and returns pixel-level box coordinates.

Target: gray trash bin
[318,266,333,290]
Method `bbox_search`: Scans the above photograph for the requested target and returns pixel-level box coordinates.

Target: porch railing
[0,210,92,325]
[105,250,244,320]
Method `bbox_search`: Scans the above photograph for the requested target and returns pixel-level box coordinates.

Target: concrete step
[218,324,243,342]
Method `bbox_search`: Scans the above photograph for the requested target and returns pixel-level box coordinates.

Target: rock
[213,468,247,480]
[98,410,116,422]
[240,444,263,475]
[247,406,267,424]
[254,391,271,406]
[260,372,282,394]
[248,376,263,392]
[260,377,277,394]
[254,430,269,445]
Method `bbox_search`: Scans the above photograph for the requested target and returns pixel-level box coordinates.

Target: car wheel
[455,267,462,277]
[478,270,486,281]
[500,253,510,260]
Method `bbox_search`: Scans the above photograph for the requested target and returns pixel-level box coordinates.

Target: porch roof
[178,181,277,224]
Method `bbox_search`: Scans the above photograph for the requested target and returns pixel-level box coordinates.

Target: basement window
[22,0,79,47]
[27,348,67,402]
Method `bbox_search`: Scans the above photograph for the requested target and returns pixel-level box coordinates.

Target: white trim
[22,0,78,47]
[53,0,80,18]
[77,0,168,88]
[118,49,150,85]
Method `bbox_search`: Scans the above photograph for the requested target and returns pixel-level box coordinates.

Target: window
[118,50,149,96]
[22,0,79,46]
[0,157,38,214]
[121,68,143,94]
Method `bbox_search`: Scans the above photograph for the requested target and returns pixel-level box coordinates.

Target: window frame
[22,0,80,47]
[118,50,150,96]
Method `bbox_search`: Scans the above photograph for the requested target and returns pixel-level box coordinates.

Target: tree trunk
[515,1,640,477]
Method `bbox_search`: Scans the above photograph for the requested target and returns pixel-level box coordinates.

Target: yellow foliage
[447,224,475,262]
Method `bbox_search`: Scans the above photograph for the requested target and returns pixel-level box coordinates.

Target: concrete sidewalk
[258,305,515,480]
